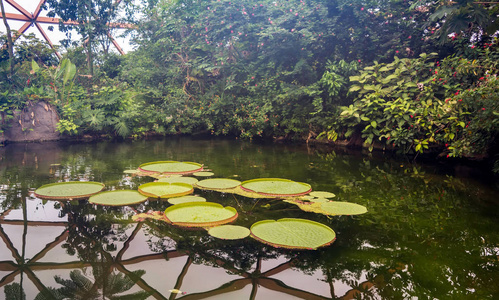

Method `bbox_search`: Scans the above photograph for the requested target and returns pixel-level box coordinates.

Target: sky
[0,0,134,54]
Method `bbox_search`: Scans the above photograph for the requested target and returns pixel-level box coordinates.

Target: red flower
[482,108,486,111]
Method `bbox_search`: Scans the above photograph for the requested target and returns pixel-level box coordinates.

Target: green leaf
[89,190,147,206]
[196,178,241,189]
[241,178,312,196]
[63,60,76,85]
[164,202,238,227]
[31,60,40,73]
[208,225,250,240]
[250,218,336,250]
[34,181,105,200]
[138,182,193,199]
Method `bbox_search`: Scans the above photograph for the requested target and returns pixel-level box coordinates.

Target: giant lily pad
[241,178,312,197]
[320,201,368,215]
[89,190,147,206]
[158,177,199,185]
[164,202,238,227]
[193,171,214,177]
[208,225,250,240]
[168,195,207,205]
[309,191,336,198]
[138,161,203,175]
[196,178,242,190]
[250,218,336,250]
[34,181,105,200]
[138,182,193,199]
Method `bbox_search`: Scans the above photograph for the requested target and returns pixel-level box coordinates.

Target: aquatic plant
[89,190,147,206]
[164,202,238,228]
[34,181,105,200]
[208,225,251,240]
[250,218,336,250]
[138,182,194,199]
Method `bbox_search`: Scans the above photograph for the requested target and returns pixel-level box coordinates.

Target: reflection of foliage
[36,268,149,300]
[5,283,25,300]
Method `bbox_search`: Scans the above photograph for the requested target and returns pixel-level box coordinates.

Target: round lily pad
[164,202,238,227]
[138,161,203,174]
[138,182,193,199]
[208,225,250,240]
[320,201,368,216]
[193,171,214,177]
[158,177,199,185]
[168,195,207,205]
[89,190,147,206]
[250,218,336,250]
[196,178,241,190]
[241,178,312,197]
[34,181,105,200]
[309,191,336,198]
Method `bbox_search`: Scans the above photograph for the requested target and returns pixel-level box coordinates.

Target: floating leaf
[193,171,215,177]
[309,191,336,198]
[241,178,312,197]
[168,195,207,205]
[208,225,250,240]
[250,218,336,250]
[34,181,105,200]
[320,201,368,215]
[196,178,241,190]
[310,197,328,203]
[158,177,199,185]
[89,190,147,206]
[138,161,203,174]
[138,182,193,199]
[164,202,238,227]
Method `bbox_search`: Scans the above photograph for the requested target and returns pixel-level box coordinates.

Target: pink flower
[361,7,364,11]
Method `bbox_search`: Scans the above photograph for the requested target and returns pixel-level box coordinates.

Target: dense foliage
[1,0,498,170]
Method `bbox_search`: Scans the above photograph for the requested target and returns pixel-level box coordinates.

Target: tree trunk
[0,0,14,76]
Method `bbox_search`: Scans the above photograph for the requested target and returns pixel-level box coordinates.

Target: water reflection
[0,138,498,299]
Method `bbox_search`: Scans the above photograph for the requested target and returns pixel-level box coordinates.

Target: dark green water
[0,138,498,299]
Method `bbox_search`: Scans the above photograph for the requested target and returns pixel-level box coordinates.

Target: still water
[0,138,498,299]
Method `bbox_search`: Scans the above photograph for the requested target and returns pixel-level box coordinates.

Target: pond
[0,137,498,299]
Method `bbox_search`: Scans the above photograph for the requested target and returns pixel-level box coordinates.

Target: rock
[2,101,60,143]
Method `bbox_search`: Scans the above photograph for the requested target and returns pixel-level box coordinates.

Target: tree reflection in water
[0,139,498,299]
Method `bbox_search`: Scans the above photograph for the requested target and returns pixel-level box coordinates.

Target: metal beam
[4,0,32,19]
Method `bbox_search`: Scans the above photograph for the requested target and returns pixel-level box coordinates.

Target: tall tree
[44,0,125,76]
[0,0,14,76]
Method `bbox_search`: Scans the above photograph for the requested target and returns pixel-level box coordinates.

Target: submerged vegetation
[1,0,499,169]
